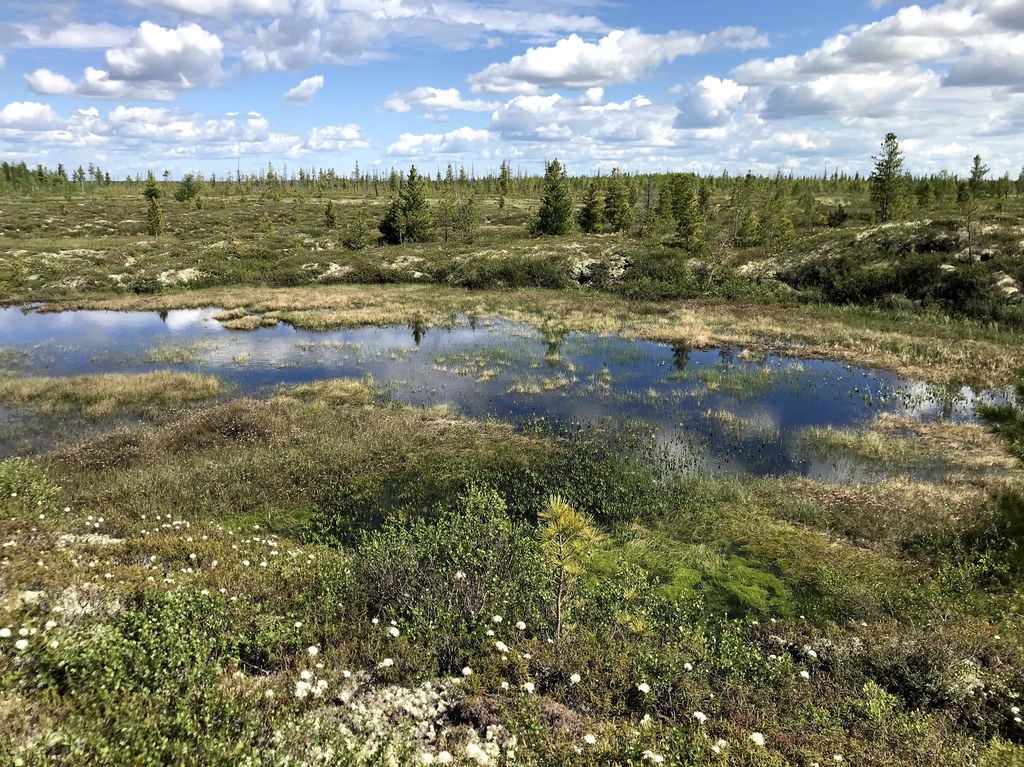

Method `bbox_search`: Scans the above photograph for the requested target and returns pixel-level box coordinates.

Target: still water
[0,307,1004,479]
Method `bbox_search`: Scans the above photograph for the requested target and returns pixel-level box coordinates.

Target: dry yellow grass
[0,371,226,417]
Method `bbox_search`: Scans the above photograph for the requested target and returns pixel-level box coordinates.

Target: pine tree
[870,132,905,223]
[576,183,603,233]
[533,159,573,236]
[323,200,336,229]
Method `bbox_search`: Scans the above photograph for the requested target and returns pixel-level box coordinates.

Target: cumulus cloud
[307,124,369,150]
[674,76,749,128]
[0,101,59,130]
[387,126,492,156]
[468,26,768,95]
[283,74,324,103]
[381,87,498,113]
[24,22,223,102]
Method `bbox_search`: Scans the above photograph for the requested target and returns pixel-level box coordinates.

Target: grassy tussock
[0,371,225,417]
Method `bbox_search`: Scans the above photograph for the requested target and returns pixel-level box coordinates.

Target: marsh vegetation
[1,160,1024,765]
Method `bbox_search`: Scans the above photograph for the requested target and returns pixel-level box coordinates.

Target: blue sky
[1,0,1023,179]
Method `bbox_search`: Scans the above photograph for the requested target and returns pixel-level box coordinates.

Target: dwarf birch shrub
[356,482,549,672]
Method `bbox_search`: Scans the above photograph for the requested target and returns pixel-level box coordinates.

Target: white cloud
[24,22,223,102]
[125,0,293,17]
[283,74,324,103]
[468,27,768,95]
[237,2,607,73]
[381,87,498,113]
[674,76,749,128]
[0,101,59,130]
[307,124,369,150]
[387,126,492,156]
[106,22,223,86]
[9,22,132,49]
[0,55,4,69]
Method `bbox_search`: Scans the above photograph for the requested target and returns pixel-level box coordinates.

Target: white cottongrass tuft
[637,682,651,694]
[750,732,766,747]
[388,626,401,638]
[462,666,473,676]
[522,681,535,693]
[643,751,664,764]
[515,621,526,630]
[692,710,707,724]
[582,734,597,745]
[569,673,581,684]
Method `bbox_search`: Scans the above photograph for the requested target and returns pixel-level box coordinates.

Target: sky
[1,0,1023,180]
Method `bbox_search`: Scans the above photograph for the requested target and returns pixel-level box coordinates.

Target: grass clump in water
[0,371,226,418]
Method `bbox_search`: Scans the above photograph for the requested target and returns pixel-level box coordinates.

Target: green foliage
[533,159,573,236]
[539,495,604,638]
[323,200,336,229]
[356,482,549,670]
[604,168,634,234]
[576,183,603,234]
[146,198,166,237]
[173,173,201,204]
[0,456,59,510]
[379,165,433,244]
[871,132,906,222]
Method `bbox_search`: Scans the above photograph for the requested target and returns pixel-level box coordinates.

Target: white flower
[454,571,466,580]
[522,682,535,693]
[307,645,319,657]
[486,629,495,637]
[692,710,707,724]
[14,639,28,651]
[500,681,509,690]
[711,739,728,754]
[495,640,509,653]
[750,732,766,747]
[48,639,59,649]
[378,658,394,669]
[806,649,818,659]
[420,754,435,765]
[294,681,311,699]
[462,666,473,676]
[388,626,401,638]
[799,670,811,680]
[316,679,328,690]
[435,752,453,764]
[300,670,313,680]
[833,756,844,763]
[515,621,526,630]
[465,742,489,765]
[583,734,597,745]
[0,628,10,638]
[1013,706,1021,715]
[569,673,581,684]
[642,751,664,764]
[637,682,651,694]
[683,662,693,671]
[492,615,503,623]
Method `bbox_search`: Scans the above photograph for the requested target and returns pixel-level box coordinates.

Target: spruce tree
[870,132,905,222]
[379,165,433,244]
[603,168,633,234]
[576,183,603,233]
[143,171,165,236]
[533,159,573,236]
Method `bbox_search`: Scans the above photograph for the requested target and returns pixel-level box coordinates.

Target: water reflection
[0,307,1011,480]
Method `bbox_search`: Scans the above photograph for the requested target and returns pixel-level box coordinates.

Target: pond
[0,307,1006,479]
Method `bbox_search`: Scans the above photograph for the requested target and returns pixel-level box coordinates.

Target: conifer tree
[379,165,433,244]
[576,183,603,233]
[870,132,905,222]
[533,159,573,236]
[603,168,633,234]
